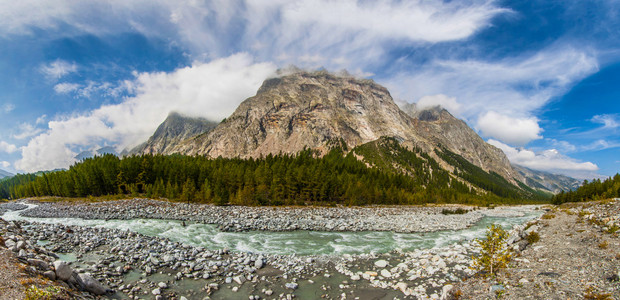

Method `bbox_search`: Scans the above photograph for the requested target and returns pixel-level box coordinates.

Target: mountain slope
[401,104,524,185]
[166,71,421,158]
[0,169,13,180]
[130,112,218,155]
[513,164,581,194]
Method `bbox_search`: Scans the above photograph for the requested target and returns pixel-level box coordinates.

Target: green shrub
[473,224,511,276]
[526,231,540,244]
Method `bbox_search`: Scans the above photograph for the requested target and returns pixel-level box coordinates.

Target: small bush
[584,286,613,300]
[441,208,468,215]
[541,213,556,220]
[473,224,511,276]
[526,231,540,244]
[605,225,619,234]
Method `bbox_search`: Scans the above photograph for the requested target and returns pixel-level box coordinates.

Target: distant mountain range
[128,70,577,196]
[0,169,13,180]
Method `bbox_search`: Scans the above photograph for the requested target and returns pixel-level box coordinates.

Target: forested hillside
[0,139,550,205]
[552,174,620,204]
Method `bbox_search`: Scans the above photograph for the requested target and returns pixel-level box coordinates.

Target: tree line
[552,174,620,204]
[0,139,550,206]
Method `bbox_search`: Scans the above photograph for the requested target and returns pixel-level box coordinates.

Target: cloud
[2,103,15,113]
[0,161,10,169]
[488,139,600,179]
[416,94,462,116]
[54,83,81,94]
[15,53,276,172]
[386,47,599,145]
[0,0,505,71]
[35,114,47,125]
[12,123,44,140]
[591,114,619,129]
[40,60,77,80]
[0,141,18,153]
[477,111,542,146]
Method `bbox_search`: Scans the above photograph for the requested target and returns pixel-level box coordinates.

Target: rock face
[512,164,581,194]
[401,104,524,185]
[167,71,420,158]
[130,112,218,155]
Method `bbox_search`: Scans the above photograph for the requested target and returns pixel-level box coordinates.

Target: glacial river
[2,204,542,255]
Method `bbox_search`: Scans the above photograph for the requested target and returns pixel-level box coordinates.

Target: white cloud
[2,103,15,113]
[35,114,47,125]
[386,47,599,145]
[0,141,18,153]
[15,53,276,172]
[12,123,44,140]
[54,83,81,94]
[0,0,505,72]
[477,111,542,146]
[591,114,619,129]
[40,60,77,80]
[488,139,600,179]
[416,94,462,116]
[0,161,10,169]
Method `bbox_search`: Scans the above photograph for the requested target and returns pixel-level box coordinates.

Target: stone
[350,274,361,281]
[76,272,110,295]
[233,275,246,285]
[285,282,298,290]
[440,284,454,300]
[254,259,264,269]
[16,240,25,250]
[380,269,392,278]
[519,278,529,284]
[374,260,388,268]
[158,282,167,289]
[43,270,56,281]
[225,277,233,284]
[395,282,408,293]
[152,288,161,295]
[54,261,74,281]
[4,239,15,249]
[265,289,273,296]
[232,286,239,292]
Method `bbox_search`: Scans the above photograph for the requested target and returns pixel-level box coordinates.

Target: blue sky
[0,0,618,180]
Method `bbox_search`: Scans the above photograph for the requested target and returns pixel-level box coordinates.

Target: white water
[2,204,541,255]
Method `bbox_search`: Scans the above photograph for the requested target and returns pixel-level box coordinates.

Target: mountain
[129,112,218,155]
[164,71,420,158]
[401,104,524,185]
[512,164,581,194]
[132,70,555,199]
[0,169,13,180]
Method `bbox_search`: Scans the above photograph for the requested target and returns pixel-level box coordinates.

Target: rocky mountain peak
[130,112,218,155]
[169,70,419,158]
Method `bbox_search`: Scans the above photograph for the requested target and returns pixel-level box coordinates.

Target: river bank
[20,198,528,233]
[1,199,542,299]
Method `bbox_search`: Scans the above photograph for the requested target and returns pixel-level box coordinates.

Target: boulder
[54,261,74,281]
[76,272,111,295]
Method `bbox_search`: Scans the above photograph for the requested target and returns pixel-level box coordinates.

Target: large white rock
[374,260,388,268]
[53,261,74,281]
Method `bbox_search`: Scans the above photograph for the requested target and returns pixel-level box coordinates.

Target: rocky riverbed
[1,199,542,299]
[19,198,516,233]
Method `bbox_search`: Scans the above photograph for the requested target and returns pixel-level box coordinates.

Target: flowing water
[2,204,542,255]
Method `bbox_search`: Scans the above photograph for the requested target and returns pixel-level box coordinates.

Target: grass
[525,231,540,244]
[598,241,609,249]
[441,208,469,215]
[584,286,613,300]
[541,213,556,220]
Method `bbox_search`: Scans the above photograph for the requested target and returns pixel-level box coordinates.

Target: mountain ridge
[131,70,573,196]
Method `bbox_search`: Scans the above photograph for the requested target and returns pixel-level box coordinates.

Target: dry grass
[598,241,609,249]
